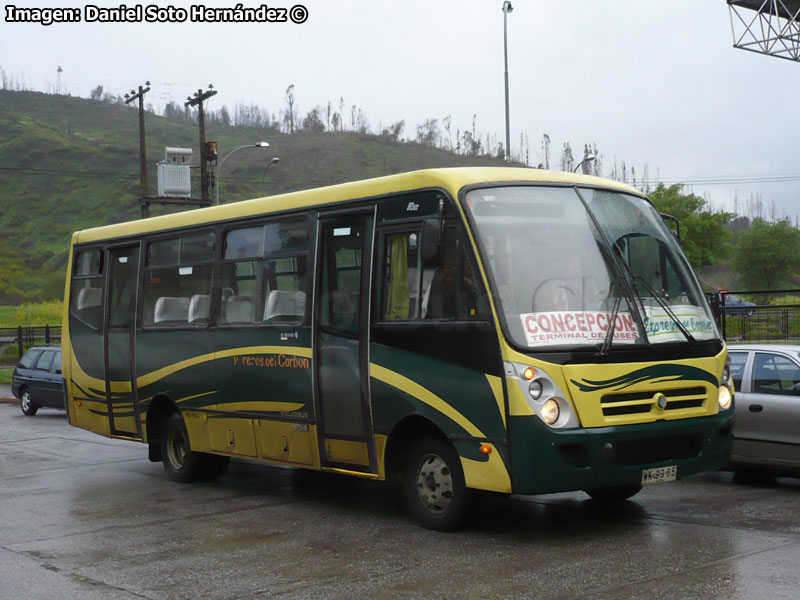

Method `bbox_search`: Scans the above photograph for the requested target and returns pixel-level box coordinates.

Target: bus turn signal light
[479,444,492,454]
[522,367,535,381]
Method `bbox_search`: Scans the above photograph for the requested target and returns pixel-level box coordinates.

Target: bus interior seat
[77,286,102,309]
[75,286,103,326]
[222,287,235,300]
[264,290,306,322]
[224,295,255,323]
[154,297,190,325]
[188,294,211,324]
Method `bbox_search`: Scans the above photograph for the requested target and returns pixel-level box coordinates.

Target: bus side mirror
[421,219,442,266]
[660,213,681,243]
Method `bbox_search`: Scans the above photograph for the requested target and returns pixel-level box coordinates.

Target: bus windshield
[464,185,720,351]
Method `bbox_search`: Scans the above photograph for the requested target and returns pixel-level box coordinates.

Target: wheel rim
[166,426,187,470]
[415,453,454,514]
[21,392,31,412]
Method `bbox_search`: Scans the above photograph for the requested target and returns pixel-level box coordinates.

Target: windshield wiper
[600,294,623,355]
[572,187,650,351]
[629,274,696,344]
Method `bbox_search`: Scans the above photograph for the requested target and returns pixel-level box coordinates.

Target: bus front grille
[600,386,707,417]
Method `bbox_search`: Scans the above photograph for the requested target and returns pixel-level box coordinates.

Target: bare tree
[442,115,452,150]
[285,84,296,134]
[356,108,369,134]
[416,118,439,146]
[561,143,574,172]
[381,120,405,143]
[302,106,325,132]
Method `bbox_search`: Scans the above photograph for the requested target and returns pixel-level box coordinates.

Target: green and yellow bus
[63,167,733,530]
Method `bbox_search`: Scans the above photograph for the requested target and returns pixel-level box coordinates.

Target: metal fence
[0,326,61,367]
[708,290,800,343]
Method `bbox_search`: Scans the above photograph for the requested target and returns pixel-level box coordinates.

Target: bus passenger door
[105,244,142,439]
[314,212,377,473]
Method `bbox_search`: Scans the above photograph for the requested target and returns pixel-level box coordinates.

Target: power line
[3,165,800,188]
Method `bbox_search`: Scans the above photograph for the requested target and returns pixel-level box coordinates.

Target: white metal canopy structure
[728,0,800,62]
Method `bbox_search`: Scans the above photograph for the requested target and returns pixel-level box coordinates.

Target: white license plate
[641,465,677,486]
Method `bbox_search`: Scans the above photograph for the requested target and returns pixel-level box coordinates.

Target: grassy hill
[0,90,512,302]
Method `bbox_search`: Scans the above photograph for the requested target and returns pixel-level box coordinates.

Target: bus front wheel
[160,413,229,483]
[404,437,468,531]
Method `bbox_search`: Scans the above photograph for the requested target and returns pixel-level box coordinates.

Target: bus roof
[73,167,643,244]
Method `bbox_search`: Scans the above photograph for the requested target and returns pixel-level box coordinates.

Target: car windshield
[464,185,720,351]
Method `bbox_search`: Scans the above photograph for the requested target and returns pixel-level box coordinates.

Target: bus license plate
[641,465,677,486]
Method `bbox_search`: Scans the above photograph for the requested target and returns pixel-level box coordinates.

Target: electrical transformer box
[157,147,192,197]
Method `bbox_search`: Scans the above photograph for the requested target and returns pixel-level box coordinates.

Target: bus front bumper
[509,411,733,496]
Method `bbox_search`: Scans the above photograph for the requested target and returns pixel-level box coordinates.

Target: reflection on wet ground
[1,404,799,599]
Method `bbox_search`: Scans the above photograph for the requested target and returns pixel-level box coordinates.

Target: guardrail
[0,326,61,367]
[707,290,800,343]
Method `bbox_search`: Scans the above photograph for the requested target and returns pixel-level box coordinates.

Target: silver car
[727,344,800,476]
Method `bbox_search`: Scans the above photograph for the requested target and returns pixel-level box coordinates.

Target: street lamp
[502,1,513,162]
[573,154,596,173]
[262,157,280,183]
[214,142,270,205]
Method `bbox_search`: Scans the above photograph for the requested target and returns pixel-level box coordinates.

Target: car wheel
[20,389,38,416]
[585,485,642,503]
[404,437,468,531]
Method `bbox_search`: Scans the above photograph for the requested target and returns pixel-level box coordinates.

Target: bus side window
[143,232,214,327]
[220,218,310,326]
[69,249,104,329]
[381,226,489,322]
[423,227,489,321]
[382,231,422,321]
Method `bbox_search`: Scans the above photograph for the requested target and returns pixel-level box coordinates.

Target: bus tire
[585,485,642,503]
[160,412,204,483]
[20,388,38,416]
[404,437,468,532]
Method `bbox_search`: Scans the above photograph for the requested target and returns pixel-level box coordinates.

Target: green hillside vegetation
[2,89,799,309]
[0,89,512,302]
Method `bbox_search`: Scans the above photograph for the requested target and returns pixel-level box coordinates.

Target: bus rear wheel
[160,413,229,483]
[585,485,642,503]
[404,437,468,531]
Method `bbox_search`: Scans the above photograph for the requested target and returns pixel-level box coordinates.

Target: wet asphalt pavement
[1,401,799,600]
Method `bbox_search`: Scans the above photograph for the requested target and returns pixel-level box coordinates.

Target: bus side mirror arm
[421,219,442,267]
[660,213,681,243]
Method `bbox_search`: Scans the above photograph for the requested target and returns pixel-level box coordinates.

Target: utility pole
[502,2,513,163]
[185,85,218,204]
[125,81,151,218]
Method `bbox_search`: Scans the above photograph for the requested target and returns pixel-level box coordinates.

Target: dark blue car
[724,294,756,316]
[11,345,65,416]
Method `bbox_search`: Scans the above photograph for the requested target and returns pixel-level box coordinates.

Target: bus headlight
[718,385,732,410]
[541,398,560,425]
[507,362,580,428]
[718,355,733,410]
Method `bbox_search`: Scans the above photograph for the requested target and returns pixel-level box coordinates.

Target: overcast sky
[2,0,798,217]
